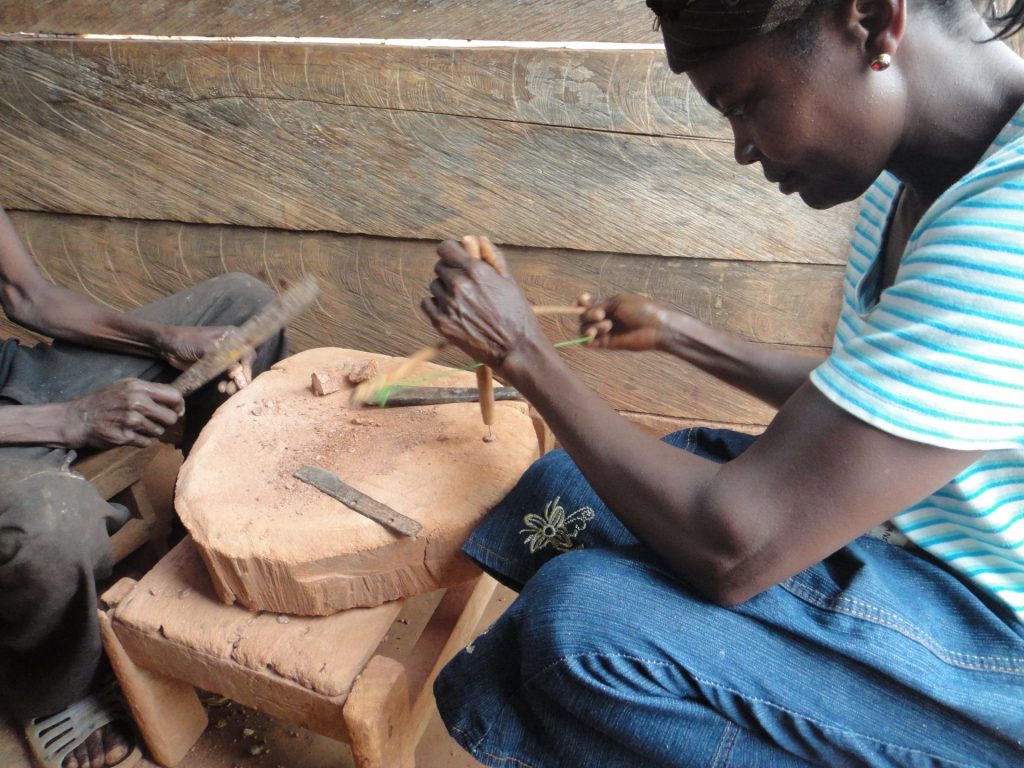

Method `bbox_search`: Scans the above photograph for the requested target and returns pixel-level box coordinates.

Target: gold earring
[870,53,891,71]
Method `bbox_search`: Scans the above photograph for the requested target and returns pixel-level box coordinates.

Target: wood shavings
[311,360,380,396]
[250,399,278,416]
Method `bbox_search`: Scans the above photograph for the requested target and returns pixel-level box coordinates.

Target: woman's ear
[845,0,907,60]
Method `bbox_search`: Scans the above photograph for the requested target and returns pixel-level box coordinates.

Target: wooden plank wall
[0,1,865,432]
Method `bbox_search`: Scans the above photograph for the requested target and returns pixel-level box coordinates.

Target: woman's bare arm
[425,241,980,605]
[582,292,825,409]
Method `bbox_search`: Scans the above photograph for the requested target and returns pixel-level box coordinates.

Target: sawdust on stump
[176,348,540,616]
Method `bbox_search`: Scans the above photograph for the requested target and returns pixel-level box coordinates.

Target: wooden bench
[99,538,497,767]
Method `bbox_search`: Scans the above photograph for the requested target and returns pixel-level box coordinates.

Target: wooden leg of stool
[125,478,170,559]
[528,404,554,456]
[406,575,498,746]
[98,579,208,766]
[343,655,415,768]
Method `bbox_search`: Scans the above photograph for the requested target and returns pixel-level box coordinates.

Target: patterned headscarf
[647,0,818,69]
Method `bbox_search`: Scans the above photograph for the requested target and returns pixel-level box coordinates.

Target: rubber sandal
[24,677,142,768]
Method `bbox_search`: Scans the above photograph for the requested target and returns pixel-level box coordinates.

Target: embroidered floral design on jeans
[520,496,596,553]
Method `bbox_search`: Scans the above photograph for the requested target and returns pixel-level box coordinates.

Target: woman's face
[676,14,905,209]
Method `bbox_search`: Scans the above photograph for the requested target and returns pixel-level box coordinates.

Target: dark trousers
[0,273,287,719]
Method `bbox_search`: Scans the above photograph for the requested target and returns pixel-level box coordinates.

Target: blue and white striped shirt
[810,106,1024,620]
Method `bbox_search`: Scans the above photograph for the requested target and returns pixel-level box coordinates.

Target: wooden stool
[98,537,497,767]
[74,444,172,564]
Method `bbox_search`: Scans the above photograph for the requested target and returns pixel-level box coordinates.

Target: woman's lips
[778,173,798,194]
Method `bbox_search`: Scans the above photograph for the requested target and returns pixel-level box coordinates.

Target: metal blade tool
[373,385,524,407]
[293,465,422,538]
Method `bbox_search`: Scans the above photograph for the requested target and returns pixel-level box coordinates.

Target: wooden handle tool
[349,341,446,407]
[531,305,586,316]
[462,235,496,441]
[172,273,318,396]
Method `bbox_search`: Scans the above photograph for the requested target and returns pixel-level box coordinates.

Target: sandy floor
[0,445,511,768]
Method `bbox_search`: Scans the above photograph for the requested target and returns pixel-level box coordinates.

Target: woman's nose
[735,141,760,166]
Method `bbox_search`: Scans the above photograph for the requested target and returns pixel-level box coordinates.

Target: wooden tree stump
[176,348,540,615]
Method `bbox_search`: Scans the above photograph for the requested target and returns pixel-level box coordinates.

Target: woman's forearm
[657,311,826,409]
[501,338,730,596]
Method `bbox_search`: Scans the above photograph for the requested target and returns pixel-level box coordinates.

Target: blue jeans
[434,429,1024,767]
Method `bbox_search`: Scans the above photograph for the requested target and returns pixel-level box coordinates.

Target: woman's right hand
[62,378,185,449]
[579,293,669,352]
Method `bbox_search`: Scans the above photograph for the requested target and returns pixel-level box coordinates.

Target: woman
[422,1,1024,766]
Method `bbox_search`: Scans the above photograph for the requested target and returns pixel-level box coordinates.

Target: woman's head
[650,1,1014,73]
[653,1,1024,208]
[648,0,821,73]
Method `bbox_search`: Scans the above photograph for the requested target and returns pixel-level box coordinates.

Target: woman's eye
[723,104,744,119]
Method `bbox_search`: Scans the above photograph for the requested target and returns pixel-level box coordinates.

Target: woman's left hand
[421,239,545,373]
[159,325,254,395]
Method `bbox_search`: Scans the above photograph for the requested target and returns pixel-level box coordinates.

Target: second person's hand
[159,325,255,395]
[62,378,185,449]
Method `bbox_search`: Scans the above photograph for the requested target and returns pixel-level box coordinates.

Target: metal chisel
[373,385,524,407]
[293,465,422,538]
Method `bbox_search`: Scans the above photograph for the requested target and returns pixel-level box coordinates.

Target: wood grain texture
[343,656,415,768]
[5,38,722,137]
[0,1,663,42]
[98,587,208,768]
[74,443,160,499]
[625,413,765,439]
[0,39,858,263]
[1,211,842,426]
[3,0,1021,53]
